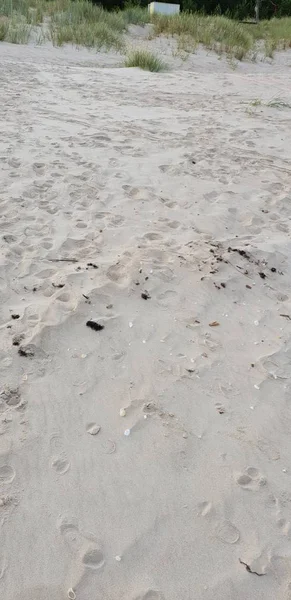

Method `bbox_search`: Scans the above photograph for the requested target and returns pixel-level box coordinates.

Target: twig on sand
[48,258,78,263]
[239,558,265,576]
[280,314,291,321]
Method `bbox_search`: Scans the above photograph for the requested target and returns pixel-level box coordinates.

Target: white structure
[148,2,180,15]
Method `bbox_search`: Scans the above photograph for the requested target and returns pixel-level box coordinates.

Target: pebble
[115,555,122,562]
[87,424,101,436]
[120,408,126,417]
[124,429,131,436]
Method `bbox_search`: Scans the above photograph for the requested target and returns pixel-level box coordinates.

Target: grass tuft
[153,13,253,60]
[122,5,150,26]
[125,48,167,71]
[5,13,31,43]
[0,16,9,40]
[49,1,125,51]
[267,97,291,109]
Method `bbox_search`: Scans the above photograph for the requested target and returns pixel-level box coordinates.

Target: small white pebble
[254,384,260,390]
[120,408,126,417]
[81,354,87,359]
[182,433,188,439]
[129,322,133,328]
[124,429,130,436]
[115,555,122,562]
[282,469,287,473]
[250,406,254,410]
[254,320,259,326]
[144,415,147,419]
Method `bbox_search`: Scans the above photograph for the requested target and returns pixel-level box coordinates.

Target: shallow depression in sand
[82,547,105,569]
[0,465,15,484]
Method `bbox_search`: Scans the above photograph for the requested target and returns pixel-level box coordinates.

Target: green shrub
[0,16,9,40]
[125,49,167,71]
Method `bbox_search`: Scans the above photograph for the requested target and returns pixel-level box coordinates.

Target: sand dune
[1,39,291,600]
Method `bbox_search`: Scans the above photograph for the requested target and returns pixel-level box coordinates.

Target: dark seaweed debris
[141,291,151,300]
[18,346,35,357]
[86,320,104,332]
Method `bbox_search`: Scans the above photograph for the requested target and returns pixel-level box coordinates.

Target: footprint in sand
[0,386,21,408]
[215,521,240,544]
[235,466,266,491]
[197,501,240,545]
[50,433,71,475]
[133,591,164,600]
[58,515,105,570]
[82,546,105,570]
[0,465,15,484]
[51,456,70,475]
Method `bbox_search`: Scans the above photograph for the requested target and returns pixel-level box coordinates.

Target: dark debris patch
[86,320,104,332]
[18,345,35,357]
[141,291,151,300]
[11,314,20,320]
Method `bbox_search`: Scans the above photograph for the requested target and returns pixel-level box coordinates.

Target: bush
[0,16,9,40]
[50,19,124,50]
[125,49,167,70]
[5,14,31,43]
[122,5,151,25]
[153,13,253,59]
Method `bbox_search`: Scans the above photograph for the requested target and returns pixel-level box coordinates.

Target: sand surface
[1,38,291,600]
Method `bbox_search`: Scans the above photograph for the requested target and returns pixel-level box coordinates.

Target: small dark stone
[11,314,20,319]
[87,263,98,269]
[271,267,276,273]
[221,283,226,288]
[251,363,255,367]
[141,291,151,300]
[86,320,104,332]
[259,272,266,279]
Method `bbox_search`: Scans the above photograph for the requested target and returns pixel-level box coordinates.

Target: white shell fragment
[120,408,126,417]
[124,429,131,436]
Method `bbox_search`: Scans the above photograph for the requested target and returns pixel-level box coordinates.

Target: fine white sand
[1,38,291,600]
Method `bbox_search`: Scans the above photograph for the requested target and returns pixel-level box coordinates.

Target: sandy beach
[1,37,291,600]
